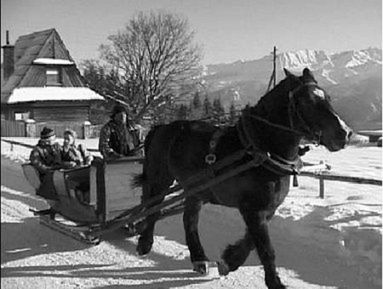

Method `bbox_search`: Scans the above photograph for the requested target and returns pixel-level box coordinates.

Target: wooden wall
[33,106,89,122]
[3,101,91,123]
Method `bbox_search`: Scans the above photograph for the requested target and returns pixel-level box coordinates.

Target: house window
[46,67,62,86]
[14,111,30,121]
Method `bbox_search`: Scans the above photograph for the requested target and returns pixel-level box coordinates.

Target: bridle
[286,81,323,144]
[238,81,324,149]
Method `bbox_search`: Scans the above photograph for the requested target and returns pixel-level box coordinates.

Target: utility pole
[265,46,278,93]
[273,46,277,88]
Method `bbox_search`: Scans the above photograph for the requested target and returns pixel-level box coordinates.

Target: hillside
[201,48,382,130]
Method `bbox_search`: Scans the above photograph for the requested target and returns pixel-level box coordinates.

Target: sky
[1,0,382,65]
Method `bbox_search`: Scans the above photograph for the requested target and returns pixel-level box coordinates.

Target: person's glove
[62,161,77,169]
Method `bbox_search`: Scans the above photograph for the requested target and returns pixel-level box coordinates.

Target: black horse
[133,68,352,289]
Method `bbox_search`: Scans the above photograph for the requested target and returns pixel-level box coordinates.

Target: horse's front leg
[240,206,286,289]
[183,196,209,274]
[218,230,255,275]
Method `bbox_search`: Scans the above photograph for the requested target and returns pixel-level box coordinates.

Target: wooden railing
[300,162,382,198]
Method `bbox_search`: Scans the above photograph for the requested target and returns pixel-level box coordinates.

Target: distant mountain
[200,48,382,130]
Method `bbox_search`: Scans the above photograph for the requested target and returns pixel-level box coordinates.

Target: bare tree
[83,11,202,123]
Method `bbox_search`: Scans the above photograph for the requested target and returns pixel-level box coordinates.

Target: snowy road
[1,140,381,289]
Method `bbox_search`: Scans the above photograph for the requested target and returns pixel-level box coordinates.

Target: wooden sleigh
[22,157,148,244]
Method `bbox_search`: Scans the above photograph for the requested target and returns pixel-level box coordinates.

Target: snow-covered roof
[33,58,74,65]
[7,87,104,104]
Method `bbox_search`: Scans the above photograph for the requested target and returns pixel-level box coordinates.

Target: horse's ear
[283,68,294,77]
[302,68,317,83]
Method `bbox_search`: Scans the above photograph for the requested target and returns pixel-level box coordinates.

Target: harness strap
[205,128,226,165]
[236,108,302,176]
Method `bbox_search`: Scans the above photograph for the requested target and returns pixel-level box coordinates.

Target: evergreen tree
[229,101,237,125]
[176,104,189,120]
[189,92,203,120]
[212,97,225,125]
[192,92,202,110]
[203,96,212,118]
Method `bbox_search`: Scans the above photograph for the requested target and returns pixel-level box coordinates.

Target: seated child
[61,129,93,203]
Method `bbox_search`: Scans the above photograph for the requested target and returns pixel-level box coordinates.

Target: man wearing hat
[29,127,62,199]
[99,104,140,160]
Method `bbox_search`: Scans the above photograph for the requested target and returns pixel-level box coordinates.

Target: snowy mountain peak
[280,49,332,71]
[346,49,382,68]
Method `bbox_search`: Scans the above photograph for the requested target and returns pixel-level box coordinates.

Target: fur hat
[40,127,55,139]
[111,104,128,118]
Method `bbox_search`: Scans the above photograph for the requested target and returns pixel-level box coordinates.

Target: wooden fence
[1,120,25,137]
[1,120,98,139]
[2,138,381,198]
[300,170,382,198]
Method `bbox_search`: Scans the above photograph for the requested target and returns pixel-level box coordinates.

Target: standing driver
[99,104,140,160]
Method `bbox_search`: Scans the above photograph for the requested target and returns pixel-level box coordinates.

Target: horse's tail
[142,124,159,156]
[131,173,146,188]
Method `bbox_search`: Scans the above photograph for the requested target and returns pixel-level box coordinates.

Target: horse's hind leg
[239,204,286,289]
[183,196,209,274]
[136,181,168,256]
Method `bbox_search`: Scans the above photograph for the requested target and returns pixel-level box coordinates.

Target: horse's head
[285,68,352,152]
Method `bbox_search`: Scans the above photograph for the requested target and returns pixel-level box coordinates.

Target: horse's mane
[247,75,292,117]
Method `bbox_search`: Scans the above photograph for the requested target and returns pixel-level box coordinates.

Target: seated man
[29,127,62,200]
[99,104,141,160]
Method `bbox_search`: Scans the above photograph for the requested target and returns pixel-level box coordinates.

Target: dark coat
[29,140,62,200]
[29,140,62,174]
[99,120,140,159]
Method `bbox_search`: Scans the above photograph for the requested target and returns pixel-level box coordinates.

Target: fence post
[319,175,325,198]
[83,121,91,139]
[24,119,36,137]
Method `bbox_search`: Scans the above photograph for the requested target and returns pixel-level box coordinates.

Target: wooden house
[1,29,104,125]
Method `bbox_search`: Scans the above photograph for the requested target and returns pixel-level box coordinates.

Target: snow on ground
[1,138,382,289]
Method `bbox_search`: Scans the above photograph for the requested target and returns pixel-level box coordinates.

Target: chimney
[2,30,15,81]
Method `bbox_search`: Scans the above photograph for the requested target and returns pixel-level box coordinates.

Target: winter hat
[111,104,128,118]
[40,127,55,139]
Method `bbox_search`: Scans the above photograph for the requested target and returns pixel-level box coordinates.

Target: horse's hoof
[217,261,230,276]
[193,261,209,275]
[266,276,286,289]
[136,239,153,256]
